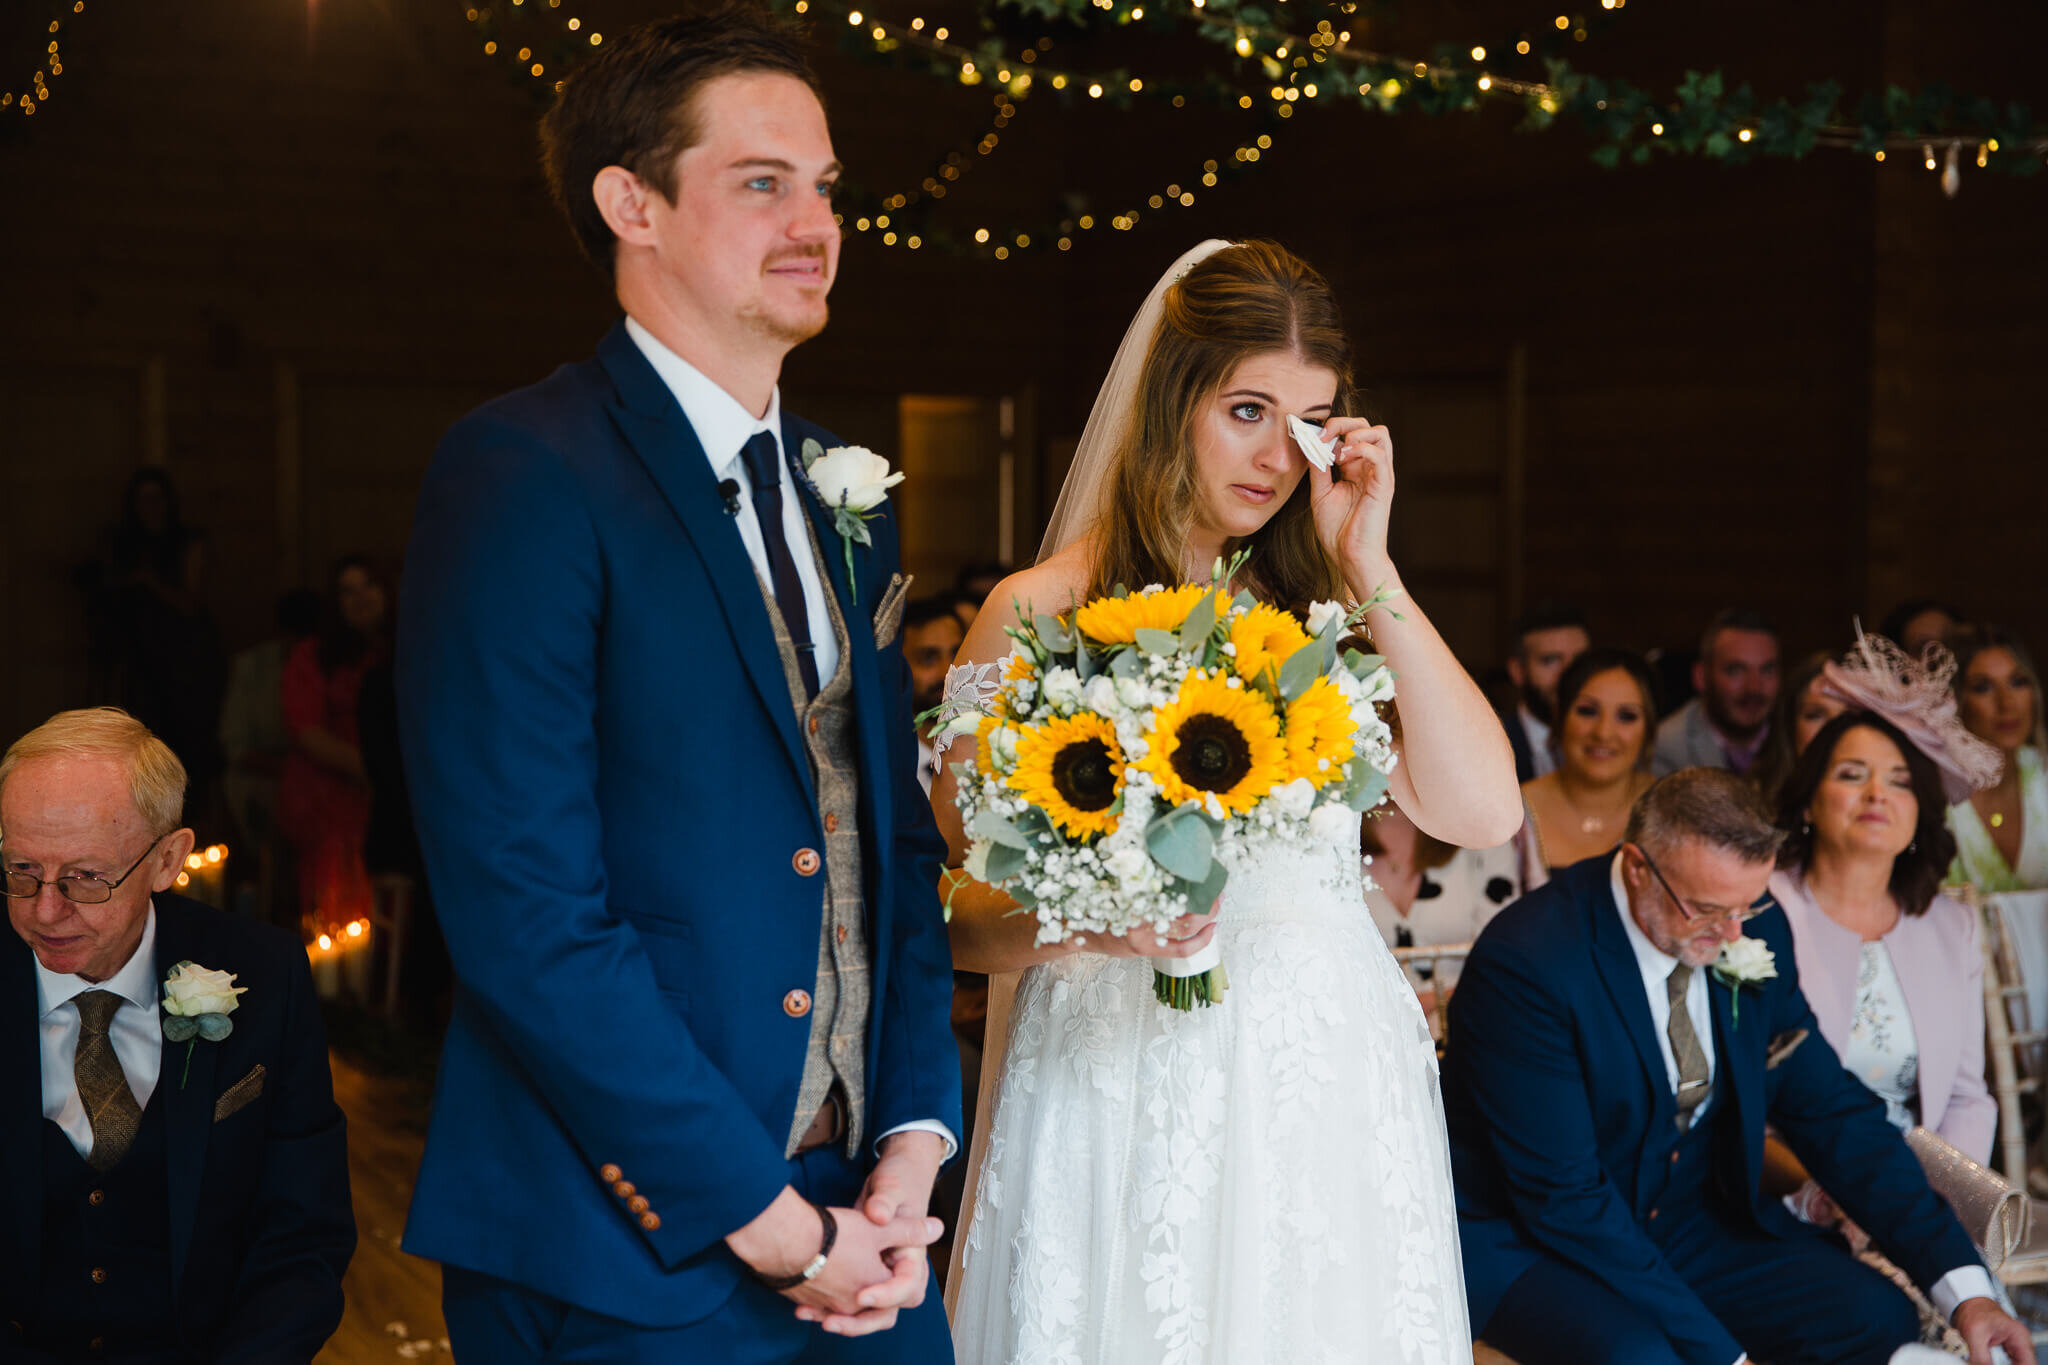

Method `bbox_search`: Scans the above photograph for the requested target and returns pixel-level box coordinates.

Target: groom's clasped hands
[728,1131,950,1339]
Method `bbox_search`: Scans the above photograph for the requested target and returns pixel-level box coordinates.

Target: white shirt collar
[34,901,159,1019]
[1609,851,1679,981]
[623,316,784,480]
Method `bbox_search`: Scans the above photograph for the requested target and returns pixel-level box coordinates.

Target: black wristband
[752,1198,837,1291]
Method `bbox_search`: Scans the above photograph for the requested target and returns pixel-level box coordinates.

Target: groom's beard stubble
[748,245,833,346]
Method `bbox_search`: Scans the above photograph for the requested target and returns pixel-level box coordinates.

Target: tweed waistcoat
[754,510,872,1158]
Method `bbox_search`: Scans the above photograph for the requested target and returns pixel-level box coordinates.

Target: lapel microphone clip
[718,478,742,516]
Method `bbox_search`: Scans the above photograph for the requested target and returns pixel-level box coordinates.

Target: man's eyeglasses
[2,834,165,905]
[1631,843,1775,926]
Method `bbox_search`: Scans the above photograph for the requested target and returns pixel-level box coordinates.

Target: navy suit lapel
[1587,871,1672,1121]
[596,323,809,793]
[788,417,896,899]
[154,899,218,1300]
[1,940,43,1297]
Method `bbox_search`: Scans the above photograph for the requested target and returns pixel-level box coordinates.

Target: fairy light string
[5,0,82,122]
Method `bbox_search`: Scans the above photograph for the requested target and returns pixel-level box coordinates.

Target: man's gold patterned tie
[74,989,142,1171]
[1666,964,1711,1132]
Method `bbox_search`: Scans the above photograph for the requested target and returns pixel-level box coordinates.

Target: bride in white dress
[933,240,1523,1364]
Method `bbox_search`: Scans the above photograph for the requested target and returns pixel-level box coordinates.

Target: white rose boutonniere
[800,439,906,604]
[161,960,247,1088]
[1711,936,1777,1026]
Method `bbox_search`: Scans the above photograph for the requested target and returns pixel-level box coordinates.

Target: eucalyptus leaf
[1190,855,1231,916]
[162,1015,199,1043]
[1034,614,1075,654]
[1344,763,1392,813]
[984,842,1029,885]
[1135,627,1181,656]
[1014,806,1055,841]
[1146,807,1216,881]
[800,437,825,470]
[1277,641,1323,701]
[1177,591,1219,649]
[969,810,1031,850]
[1343,649,1386,676]
[1232,588,1258,613]
[1110,648,1145,680]
[196,1014,234,1042]
[1075,640,1097,682]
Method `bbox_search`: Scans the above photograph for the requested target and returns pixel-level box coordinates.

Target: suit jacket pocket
[213,1064,266,1122]
[871,573,911,650]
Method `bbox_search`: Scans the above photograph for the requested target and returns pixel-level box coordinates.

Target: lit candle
[308,933,340,999]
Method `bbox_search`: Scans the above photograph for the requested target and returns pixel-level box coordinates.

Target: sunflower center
[1052,739,1119,811]
[1171,714,1253,793]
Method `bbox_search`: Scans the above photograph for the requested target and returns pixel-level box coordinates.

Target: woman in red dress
[278,555,389,933]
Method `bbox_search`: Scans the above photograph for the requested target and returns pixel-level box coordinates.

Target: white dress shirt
[625,316,840,685]
[38,903,162,1159]
[1610,857,1995,1347]
[624,318,953,1161]
[1518,704,1557,779]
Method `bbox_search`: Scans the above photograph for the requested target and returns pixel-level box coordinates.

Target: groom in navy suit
[1446,769,2032,1365]
[396,11,960,1361]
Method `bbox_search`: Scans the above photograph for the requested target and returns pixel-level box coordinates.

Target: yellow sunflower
[973,714,1005,775]
[1073,585,1228,646]
[1137,671,1288,814]
[1283,676,1358,787]
[1229,604,1313,686]
[1007,713,1127,839]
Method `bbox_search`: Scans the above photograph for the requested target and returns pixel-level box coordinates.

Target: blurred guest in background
[900,595,966,795]
[1362,803,1518,1010]
[83,468,229,815]
[1498,603,1591,784]
[1516,648,1660,889]
[278,556,389,932]
[1653,609,1780,777]
[218,587,322,923]
[1880,598,1966,662]
[1947,625,2048,892]
[1751,650,1848,806]
[358,627,451,1030]
[951,561,1010,629]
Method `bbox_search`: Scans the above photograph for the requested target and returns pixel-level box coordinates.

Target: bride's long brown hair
[1085,240,1355,616]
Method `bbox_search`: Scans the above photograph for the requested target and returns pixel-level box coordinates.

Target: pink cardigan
[1770,868,1996,1164]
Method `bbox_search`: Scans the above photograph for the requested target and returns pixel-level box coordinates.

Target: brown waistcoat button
[784,989,812,1018]
[836,925,848,944]
[808,716,820,734]
[599,1164,622,1184]
[87,1189,105,1207]
[628,1195,650,1214]
[823,813,839,834]
[639,1211,662,1231]
[90,1267,107,1285]
[794,848,820,876]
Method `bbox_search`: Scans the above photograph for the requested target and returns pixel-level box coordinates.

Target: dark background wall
[2,0,2043,741]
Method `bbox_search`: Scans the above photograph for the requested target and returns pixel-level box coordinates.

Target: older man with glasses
[1443,767,2033,1365]
[0,707,353,1364]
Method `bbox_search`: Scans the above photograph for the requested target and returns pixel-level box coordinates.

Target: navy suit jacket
[1,893,354,1363]
[395,321,962,1326]
[1444,856,1978,1365]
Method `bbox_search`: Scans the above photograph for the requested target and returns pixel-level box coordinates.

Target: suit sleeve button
[90,1268,107,1284]
[794,848,821,876]
[613,1181,635,1198]
[628,1196,650,1214]
[599,1164,622,1184]
[784,989,812,1017]
[639,1212,662,1231]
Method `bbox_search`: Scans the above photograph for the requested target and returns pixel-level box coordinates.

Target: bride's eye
[1230,402,1264,423]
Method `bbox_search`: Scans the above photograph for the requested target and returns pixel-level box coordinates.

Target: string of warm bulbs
[5,0,81,121]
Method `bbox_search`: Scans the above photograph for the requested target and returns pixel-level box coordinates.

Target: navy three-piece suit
[1445,856,1980,1365]
[396,322,961,1358]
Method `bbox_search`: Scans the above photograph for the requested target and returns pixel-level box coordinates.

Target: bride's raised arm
[930,548,1221,975]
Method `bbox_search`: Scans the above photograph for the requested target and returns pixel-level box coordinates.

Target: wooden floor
[317,1050,450,1364]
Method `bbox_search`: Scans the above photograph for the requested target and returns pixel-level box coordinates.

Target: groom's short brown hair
[539,4,820,276]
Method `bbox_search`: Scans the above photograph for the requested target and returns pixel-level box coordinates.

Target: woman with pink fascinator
[1761,632,2010,1348]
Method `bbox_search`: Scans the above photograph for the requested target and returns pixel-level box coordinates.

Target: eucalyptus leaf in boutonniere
[1711,936,1777,1027]
[800,438,904,605]
[160,960,247,1088]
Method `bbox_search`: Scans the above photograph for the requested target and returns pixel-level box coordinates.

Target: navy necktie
[739,431,819,698]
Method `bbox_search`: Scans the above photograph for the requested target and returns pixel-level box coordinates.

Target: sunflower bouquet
[938,555,1400,1010]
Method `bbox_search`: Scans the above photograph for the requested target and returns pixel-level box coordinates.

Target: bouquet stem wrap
[1150,940,1228,1010]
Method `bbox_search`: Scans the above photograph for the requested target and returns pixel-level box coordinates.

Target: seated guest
[1498,603,1591,783]
[1880,598,1966,662]
[1,708,354,1362]
[1362,803,1518,1008]
[1751,651,1849,806]
[1515,648,1658,890]
[1653,609,1780,777]
[1946,625,2047,891]
[900,595,967,795]
[1446,768,2033,1365]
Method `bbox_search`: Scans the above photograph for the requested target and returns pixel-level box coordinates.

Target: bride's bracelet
[752,1197,837,1292]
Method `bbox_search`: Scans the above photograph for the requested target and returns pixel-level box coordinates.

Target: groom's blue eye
[746,176,776,192]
